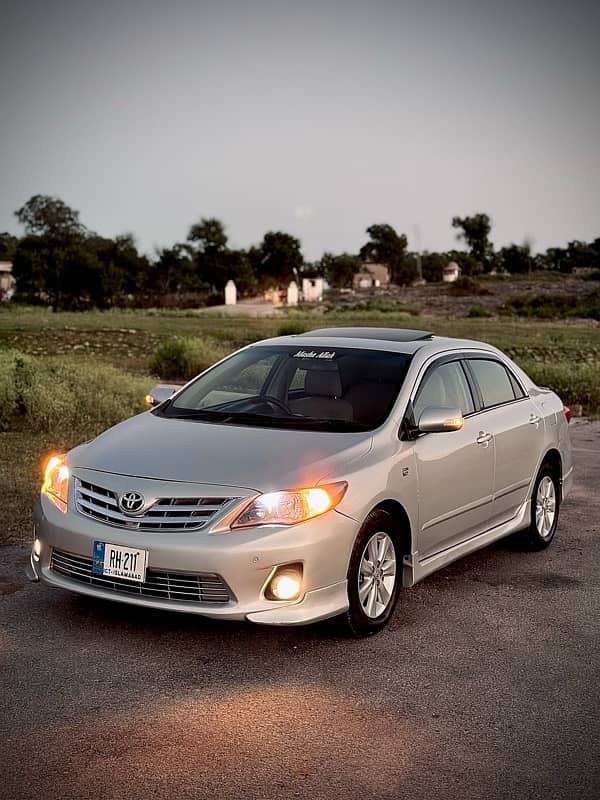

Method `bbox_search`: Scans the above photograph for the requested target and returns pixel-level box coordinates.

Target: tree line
[0,195,598,310]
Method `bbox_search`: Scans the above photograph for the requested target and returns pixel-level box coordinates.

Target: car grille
[50,549,232,604]
[75,478,237,531]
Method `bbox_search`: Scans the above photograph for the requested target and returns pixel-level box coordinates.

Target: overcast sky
[1,0,598,259]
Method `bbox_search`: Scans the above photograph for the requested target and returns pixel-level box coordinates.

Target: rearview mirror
[145,384,180,407]
[418,406,464,433]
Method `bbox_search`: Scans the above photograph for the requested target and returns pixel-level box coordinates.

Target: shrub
[277,321,309,337]
[467,305,491,318]
[0,351,18,431]
[149,336,230,381]
[500,288,600,319]
[450,276,490,296]
[519,360,600,416]
[0,350,152,441]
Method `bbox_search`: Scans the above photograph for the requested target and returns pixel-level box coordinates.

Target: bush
[520,361,600,415]
[450,276,490,296]
[500,288,600,319]
[0,351,152,441]
[149,336,230,381]
[467,305,491,318]
[277,321,309,337]
[0,351,18,431]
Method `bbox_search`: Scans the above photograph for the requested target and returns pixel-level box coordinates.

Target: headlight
[230,482,347,529]
[41,455,69,513]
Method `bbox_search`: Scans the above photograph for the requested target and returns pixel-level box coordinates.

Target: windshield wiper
[162,408,370,431]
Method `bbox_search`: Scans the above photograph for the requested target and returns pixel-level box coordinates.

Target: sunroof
[299,327,433,342]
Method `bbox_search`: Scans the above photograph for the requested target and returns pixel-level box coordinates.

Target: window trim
[405,354,478,432]
[402,349,530,437]
[464,356,529,412]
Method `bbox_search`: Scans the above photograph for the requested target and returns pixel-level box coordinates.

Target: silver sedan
[28,327,573,636]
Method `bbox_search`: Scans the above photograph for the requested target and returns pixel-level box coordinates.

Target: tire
[338,509,402,638]
[519,463,560,550]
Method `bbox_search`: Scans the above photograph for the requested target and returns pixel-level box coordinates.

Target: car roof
[254,327,500,357]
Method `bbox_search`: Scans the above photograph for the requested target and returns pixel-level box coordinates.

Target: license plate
[92,541,148,582]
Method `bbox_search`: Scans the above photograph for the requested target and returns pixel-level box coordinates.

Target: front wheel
[338,510,402,637]
[519,464,560,550]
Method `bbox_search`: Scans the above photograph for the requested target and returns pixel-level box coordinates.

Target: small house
[302,277,324,302]
[0,262,15,300]
[353,262,390,290]
[442,262,461,283]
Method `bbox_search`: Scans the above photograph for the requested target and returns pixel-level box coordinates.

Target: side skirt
[401,500,530,588]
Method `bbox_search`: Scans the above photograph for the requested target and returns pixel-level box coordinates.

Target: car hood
[68,411,373,492]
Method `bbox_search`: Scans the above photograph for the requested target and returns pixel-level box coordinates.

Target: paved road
[1,421,599,800]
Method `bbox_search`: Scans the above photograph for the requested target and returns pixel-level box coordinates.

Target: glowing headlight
[41,455,69,513]
[230,482,347,529]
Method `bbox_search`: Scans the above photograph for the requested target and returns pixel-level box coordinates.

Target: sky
[1,0,599,260]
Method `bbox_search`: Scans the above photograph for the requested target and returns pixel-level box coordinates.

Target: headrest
[305,368,343,398]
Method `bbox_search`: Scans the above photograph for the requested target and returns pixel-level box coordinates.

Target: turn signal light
[41,454,69,513]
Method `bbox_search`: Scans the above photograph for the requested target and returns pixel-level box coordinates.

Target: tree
[359,223,414,284]
[451,213,493,272]
[320,252,361,288]
[15,194,83,237]
[496,243,531,274]
[0,232,18,262]
[187,217,230,291]
[252,231,303,288]
[90,233,149,303]
[419,251,446,282]
[150,244,197,294]
[13,195,91,308]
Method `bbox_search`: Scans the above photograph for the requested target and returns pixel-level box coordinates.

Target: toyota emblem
[119,491,145,514]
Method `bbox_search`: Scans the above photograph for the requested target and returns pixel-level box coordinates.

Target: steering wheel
[247,395,292,415]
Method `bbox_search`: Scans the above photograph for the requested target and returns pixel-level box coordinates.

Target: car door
[411,358,495,559]
[465,357,545,527]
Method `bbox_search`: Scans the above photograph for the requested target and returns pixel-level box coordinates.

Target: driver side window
[413,361,475,422]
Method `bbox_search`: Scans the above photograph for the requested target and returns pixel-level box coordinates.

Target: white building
[0,262,15,300]
[224,280,237,305]
[442,262,462,283]
[302,277,324,302]
[287,281,299,306]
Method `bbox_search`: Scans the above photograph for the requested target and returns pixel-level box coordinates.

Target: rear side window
[413,361,475,420]
[468,359,520,408]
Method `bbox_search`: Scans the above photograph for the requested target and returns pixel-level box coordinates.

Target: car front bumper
[30,491,358,626]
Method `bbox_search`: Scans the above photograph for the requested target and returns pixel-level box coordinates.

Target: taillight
[563,406,572,424]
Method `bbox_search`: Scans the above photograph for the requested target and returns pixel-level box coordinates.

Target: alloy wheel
[535,475,556,539]
[358,532,397,619]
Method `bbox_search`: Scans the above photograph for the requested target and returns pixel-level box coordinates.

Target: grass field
[1,305,598,545]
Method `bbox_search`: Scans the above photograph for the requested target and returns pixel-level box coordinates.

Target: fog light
[266,566,303,601]
[33,538,41,562]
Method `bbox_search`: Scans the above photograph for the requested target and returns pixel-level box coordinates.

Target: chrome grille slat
[78,486,120,508]
[75,478,237,532]
[50,549,232,604]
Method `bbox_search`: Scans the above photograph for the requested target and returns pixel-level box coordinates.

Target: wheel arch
[366,499,415,586]
[540,447,563,500]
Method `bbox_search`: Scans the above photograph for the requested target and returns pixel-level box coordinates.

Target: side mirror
[145,384,179,407]
[418,406,464,433]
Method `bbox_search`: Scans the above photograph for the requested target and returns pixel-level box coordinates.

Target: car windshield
[156,345,411,432]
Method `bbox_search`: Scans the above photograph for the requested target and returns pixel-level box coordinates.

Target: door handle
[529,414,541,425]
[476,431,493,445]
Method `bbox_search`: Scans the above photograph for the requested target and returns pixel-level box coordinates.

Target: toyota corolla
[27,327,573,636]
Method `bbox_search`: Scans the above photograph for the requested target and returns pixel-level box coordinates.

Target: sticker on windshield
[292,350,337,360]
